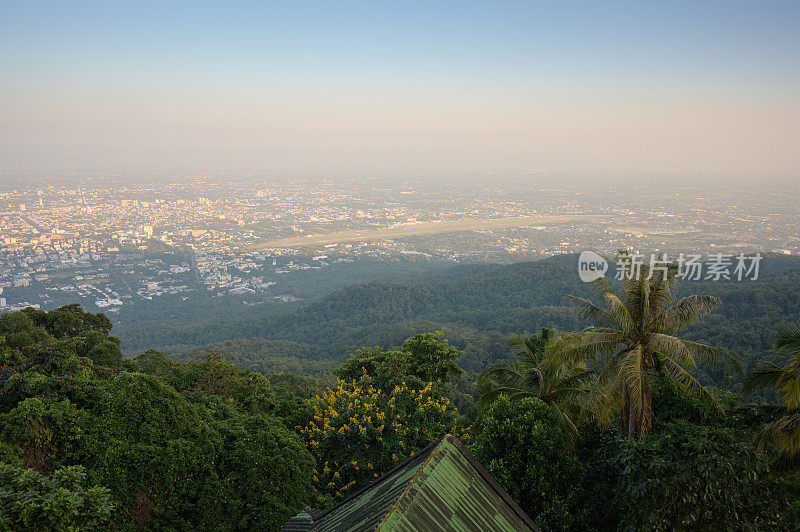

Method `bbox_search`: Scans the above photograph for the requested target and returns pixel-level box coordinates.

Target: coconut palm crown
[554,268,740,439]
[478,328,594,446]
[745,324,800,471]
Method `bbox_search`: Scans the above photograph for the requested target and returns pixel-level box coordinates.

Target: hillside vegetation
[2,296,799,529]
[119,254,800,380]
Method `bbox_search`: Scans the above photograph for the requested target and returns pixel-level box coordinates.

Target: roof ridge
[376,434,540,532]
[308,435,445,525]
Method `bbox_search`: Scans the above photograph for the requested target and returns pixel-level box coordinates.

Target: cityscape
[1,174,797,315]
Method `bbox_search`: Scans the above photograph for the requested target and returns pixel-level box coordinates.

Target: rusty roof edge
[310,436,445,528]
[375,437,447,530]
[444,434,541,532]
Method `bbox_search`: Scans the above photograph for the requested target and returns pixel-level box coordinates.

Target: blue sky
[1,1,798,177]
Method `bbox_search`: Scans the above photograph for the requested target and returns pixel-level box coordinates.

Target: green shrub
[0,462,113,531]
[470,396,584,531]
[586,420,799,530]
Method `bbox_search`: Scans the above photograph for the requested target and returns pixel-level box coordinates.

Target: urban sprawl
[1,175,797,314]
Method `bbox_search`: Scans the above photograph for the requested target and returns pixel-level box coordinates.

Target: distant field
[260,214,605,248]
[613,226,704,247]
[615,226,701,236]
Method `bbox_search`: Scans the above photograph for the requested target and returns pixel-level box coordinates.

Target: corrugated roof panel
[379,438,535,531]
[280,509,315,532]
[309,441,439,532]
[301,435,538,532]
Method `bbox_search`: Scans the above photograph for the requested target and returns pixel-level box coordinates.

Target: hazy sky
[1,1,798,179]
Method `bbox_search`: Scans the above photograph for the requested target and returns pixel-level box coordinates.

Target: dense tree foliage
[173,338,335,375]
[581,421,799,529]
[3,254,800,531]
[114,254,800,387]
[22,304,113,339]
[302,334,466,502]
[335,332,463,389]
[0,463,114,531]
[0,306,314,530]
[471,396,584,531]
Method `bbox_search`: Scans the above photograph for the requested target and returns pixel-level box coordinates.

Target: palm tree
[745,324,800,471]
[478,328,595,446]
[554,272,739,440]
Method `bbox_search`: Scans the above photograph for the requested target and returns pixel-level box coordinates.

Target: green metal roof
[282,435,538,532]
[281,509,316,532]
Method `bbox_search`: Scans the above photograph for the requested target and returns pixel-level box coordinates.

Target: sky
[1,1,798,179]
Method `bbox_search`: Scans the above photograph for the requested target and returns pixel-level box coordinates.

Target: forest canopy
[2,256,800,530]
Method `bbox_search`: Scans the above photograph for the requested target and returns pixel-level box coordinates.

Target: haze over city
[1,1,798,179]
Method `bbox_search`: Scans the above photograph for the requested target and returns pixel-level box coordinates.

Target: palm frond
[548,402,580,452]
[588,277,636,335]
[769,325,800,410]
[775,324,800,355]
[478,364,519,386]
[549,331,623,365]
[756,413,800,472]
[660,356,724,415]
[555,386,594,406]
[743,361,784,393]
[650,333,742,373]
[478,363,537,397]
[647,275,676,322]
[550,369,596,408]
[660,295,721,333]
[621,344,652,438]
[777,356,800,410]
[593,363,627,427]
[478,386,534,407]
[622,277,649,332]
[556,369,596,391]
[564,295,617,329]
[508,334,544,364]
[587,348,630,426]
[477,329,596,446]
[602,293,635,337]
[586,276,620,301]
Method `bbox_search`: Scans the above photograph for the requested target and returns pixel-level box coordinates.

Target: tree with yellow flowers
[301,371,462,501]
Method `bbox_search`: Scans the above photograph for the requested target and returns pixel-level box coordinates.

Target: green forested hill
[3,265,800,529]
[118,254,800,375]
